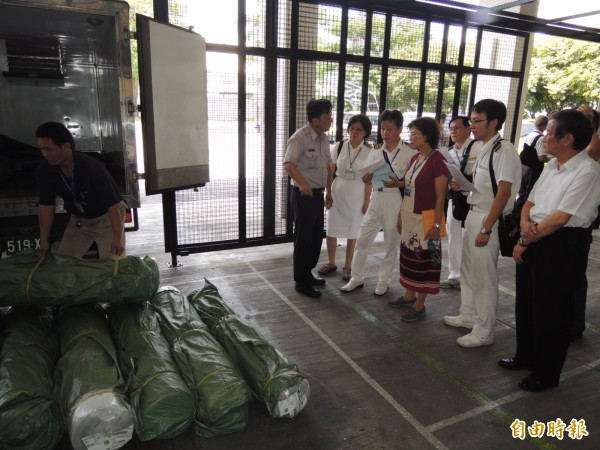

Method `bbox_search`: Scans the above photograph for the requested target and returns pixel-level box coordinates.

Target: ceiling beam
[489,0,535,12]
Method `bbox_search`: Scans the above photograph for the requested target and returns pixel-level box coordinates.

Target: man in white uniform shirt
[440,116,477,289]
[443,99,521,347]
[341,110,417,296]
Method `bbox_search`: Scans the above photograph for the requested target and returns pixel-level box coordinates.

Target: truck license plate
[5,237,41,256]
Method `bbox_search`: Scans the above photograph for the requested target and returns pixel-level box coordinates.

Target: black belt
[293,186,324,192]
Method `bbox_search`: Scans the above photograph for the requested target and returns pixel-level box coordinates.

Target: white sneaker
[456,332,494,348]
[374,281,388,296]
[443,315,474,330]
[340,277,364,292]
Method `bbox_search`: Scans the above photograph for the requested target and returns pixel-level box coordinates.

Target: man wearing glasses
[440,116,477,290]
[443,99,521,347]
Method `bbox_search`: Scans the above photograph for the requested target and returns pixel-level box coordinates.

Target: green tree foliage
[316,7,463,116]
[527,37,600,116]
[126,0,154,88]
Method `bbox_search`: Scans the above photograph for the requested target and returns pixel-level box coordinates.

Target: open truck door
[136,15,210,194]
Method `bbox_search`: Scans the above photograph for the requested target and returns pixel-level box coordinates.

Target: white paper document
[359,159,385,176]
[444,161,479,195]
[437,146,455,165]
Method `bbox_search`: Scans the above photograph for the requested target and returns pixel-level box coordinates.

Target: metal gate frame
[149,0,597,264]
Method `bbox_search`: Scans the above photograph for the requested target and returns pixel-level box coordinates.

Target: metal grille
[159,0,529,256]
[246,55,264,238]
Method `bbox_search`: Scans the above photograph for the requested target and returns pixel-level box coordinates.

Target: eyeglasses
[470,118,490,124]
[348,126,365,133]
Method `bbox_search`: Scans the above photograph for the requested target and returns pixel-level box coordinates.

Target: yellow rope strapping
[26,257,45,302]
[262,369,296,390]
[62,328,104,353]
[139,370,179,390]
[113,255,120,276]
[195,368,227,389]
[75,388,115,406]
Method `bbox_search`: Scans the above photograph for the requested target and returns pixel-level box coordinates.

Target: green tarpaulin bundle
[0,250,160,307]
[109,302,196,441]
[150,286,252,438]
[188,280,310,419]
[55,304,134,450]
[0,307,63,450]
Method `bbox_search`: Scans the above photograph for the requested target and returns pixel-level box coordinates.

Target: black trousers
[290,186,325,287]
[570,225,593,337]
[514,227,588,384]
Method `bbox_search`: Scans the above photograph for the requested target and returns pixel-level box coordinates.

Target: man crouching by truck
[35,122,126,259]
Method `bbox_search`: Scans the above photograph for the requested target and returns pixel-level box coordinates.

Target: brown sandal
[342,267,351,281]
[317,263,337,275]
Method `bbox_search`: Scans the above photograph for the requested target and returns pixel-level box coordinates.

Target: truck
[0,0,209,258]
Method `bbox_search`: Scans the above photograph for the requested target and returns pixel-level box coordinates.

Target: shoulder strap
[488,138,505,197]
[334,139,346,161]
[531,133,542,148]
[459,139,477,173]
[382,148,396,175]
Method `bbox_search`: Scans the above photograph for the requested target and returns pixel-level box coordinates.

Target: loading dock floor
[56,191,600,450]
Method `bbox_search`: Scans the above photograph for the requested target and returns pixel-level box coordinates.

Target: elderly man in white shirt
[501,109,600,392]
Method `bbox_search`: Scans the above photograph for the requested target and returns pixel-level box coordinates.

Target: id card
[404,186,412,197]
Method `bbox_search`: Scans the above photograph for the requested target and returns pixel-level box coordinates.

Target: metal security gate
[154,0,530,260]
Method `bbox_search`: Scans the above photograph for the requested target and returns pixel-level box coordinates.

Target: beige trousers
[58,202,126,259]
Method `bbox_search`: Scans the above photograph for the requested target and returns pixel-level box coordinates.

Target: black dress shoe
[498,358,531,371]
[518,376,558,392]
[295,284,322,298]
[569,333,583,343]
[310,276,326,286]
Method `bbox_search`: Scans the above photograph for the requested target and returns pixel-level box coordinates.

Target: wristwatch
[433,223,441,229]
[517,237,528,247]
[480,226,492,235]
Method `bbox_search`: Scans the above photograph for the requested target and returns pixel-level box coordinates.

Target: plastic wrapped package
[0,250,160,307]
[0,307,63,450]
[54,304,134,450]
[109,302,196,441]
[188,280,310,418]
[150,286,252,437]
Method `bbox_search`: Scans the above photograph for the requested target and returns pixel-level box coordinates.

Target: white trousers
[459,210,500,340]
[445,199,466,280]
[351,190,401,283]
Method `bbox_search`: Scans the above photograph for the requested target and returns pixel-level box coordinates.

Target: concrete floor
[57,189,600,450]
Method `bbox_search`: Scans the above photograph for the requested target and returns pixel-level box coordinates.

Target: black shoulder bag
[519,133,544,169]
[489,139,520,257]
[451,140,477,222]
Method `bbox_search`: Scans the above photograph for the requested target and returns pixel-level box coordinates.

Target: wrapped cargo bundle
[55,304,134,450]
[150,286,252,438]
[0,250,160,307]
[109,302,196,441]
[188,280,310,419]
[0,307,62,450]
